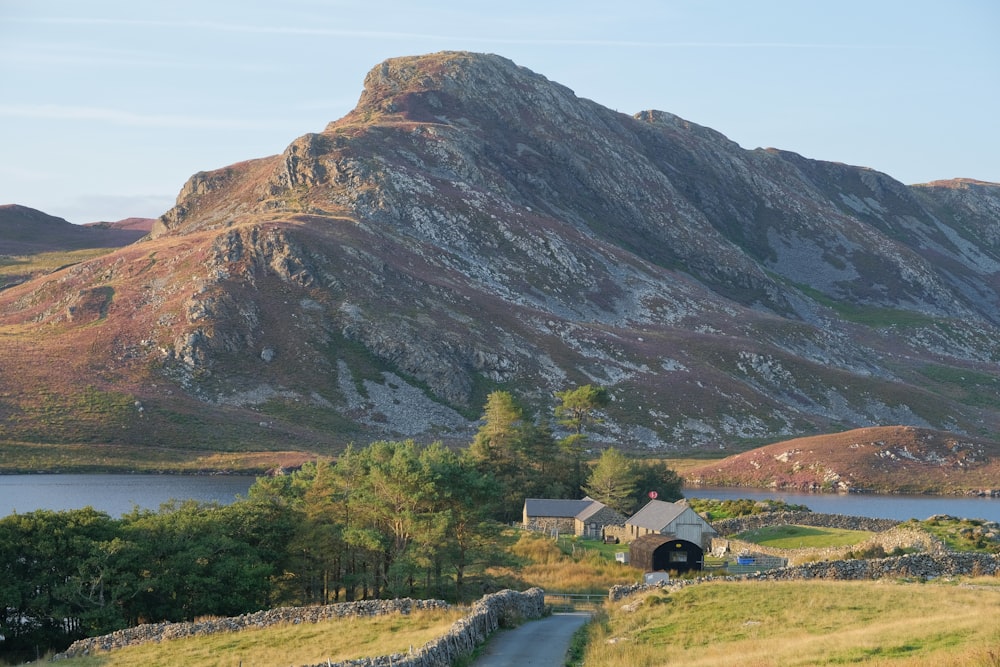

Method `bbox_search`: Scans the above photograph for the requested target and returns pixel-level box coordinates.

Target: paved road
[471,612,592,667]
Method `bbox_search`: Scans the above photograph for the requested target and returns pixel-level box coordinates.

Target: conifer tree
[583,447,638,513]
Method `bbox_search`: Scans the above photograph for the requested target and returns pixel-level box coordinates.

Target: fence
[543,592,607,612]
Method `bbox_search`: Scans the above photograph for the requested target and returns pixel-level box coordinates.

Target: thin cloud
[1,42,279,73]
[11,16,887,50]
[0,104,285,130]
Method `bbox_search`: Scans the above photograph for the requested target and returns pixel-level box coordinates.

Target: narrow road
[471,612,592,667]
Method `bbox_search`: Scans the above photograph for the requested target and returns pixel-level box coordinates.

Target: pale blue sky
[2,0,997,223]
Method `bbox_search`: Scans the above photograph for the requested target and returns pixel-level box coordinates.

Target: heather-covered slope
[683,426,1000,494]
[2,52,1000,465]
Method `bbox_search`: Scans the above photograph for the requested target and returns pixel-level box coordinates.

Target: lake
[0,474,256,517]
[683,486,1000,523]
[1,475,999,523]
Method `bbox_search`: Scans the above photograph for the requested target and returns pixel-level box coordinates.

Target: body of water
[0,474,256,517]
[683,486,1000,523]
[2,475,999,523]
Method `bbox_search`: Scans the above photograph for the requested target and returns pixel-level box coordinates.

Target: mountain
[682,426,1000,495]
[0,205,150,254]
[2,51,1000,465]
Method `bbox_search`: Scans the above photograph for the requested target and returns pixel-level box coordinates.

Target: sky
[1,0,998,224]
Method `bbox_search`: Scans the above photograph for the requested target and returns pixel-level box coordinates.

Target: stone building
[522,498,625,537]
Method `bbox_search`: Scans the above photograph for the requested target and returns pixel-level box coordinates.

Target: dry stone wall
[710,511,900,536]
[609,552,1000,601]
[54,589,545,666]
[714,525,946,566]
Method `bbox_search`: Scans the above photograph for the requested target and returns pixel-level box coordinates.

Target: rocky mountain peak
[4,52,1000,457]
[353,51,580,123]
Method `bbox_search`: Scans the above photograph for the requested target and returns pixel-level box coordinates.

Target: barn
[629,534,705,574]
[624,499,718,573]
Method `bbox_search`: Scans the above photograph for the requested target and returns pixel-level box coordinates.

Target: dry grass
[486,533,641,593]
[583,579,1000,666]
[0,440,318,474]
[53,607,468,667]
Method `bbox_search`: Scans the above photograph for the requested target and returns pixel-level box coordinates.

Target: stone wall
[609,552,1000,601]
[54,589,545,666]
[713,524,946,566]
[603,524,630,543]
[710,511,901,536]
[524,517,576,535]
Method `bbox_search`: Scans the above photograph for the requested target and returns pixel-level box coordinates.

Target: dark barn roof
[629,534,674,571]
[629,534,705,573]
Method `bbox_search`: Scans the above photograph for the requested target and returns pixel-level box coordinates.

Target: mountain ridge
[2,52,1000,468]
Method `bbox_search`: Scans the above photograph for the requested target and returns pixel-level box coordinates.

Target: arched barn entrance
[630,534,704,574]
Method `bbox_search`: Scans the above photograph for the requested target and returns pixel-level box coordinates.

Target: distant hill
[2,52,1000,478]
[0,204,151,254]
[84,217,156,234]
[683,426,1000,494]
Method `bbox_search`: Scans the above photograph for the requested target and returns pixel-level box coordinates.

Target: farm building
[625,499,718,573]
[522,498,625,537]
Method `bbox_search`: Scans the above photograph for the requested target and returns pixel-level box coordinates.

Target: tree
[119,500,272,623]
[554,384,610,493]
[582,448,638,514]
[422,444,501,599]
[354,440,437,597]
[468,391,523,473]
[630,460,683,509]
[0,508,121,660]
[554,384,609,438]
[468,391,528,521]
[516,419,578,500]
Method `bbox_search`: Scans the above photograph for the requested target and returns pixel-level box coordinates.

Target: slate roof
[626,499,691,531]
[523,498,599,519]
[575,501,608,523]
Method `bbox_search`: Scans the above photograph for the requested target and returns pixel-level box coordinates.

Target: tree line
[0,386,681,661]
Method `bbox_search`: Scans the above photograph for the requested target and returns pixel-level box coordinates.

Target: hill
[0,205,152,289]
[2,51,1000,467]
[0,204,150,254]
[683,426,1000,494]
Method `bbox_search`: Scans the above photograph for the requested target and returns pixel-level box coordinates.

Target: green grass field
[735,524,874,549]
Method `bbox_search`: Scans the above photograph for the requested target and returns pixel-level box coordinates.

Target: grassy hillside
[582,579,1000,667]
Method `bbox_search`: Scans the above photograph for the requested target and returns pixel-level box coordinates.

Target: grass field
[582,578,1000,667]
[51,607,467,667]
[735,524,874,549]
